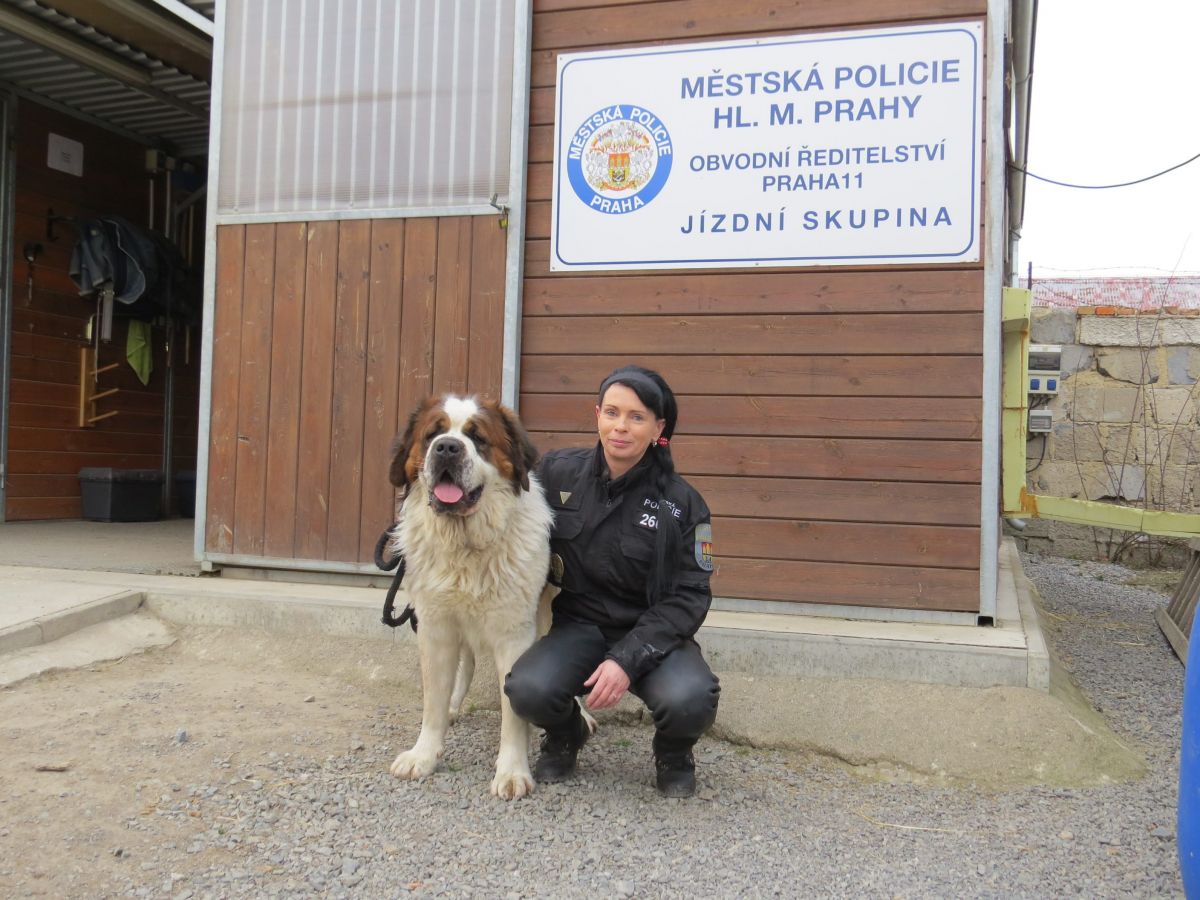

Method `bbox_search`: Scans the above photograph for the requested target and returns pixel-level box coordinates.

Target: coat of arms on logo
[694,523,714,572]
[565,105,673,215]
[607,152,631,186]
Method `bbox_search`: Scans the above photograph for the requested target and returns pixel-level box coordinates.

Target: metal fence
[1031,276,1200,310]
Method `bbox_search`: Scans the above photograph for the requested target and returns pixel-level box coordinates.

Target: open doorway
[0,90,12,520]
[0,1,212,570]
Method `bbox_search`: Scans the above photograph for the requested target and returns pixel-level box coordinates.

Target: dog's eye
[467,429,487,449]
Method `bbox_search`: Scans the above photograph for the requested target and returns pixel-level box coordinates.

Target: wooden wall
[205,216,508,566]
[5,100,199,521]
[522,0,990,613]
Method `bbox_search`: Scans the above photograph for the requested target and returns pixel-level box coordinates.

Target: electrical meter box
[1028,409,1053,433]
[1028,343,1062,395]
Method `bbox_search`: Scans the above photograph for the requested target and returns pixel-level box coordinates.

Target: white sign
[550,23,983,271]
[47,133,84,177]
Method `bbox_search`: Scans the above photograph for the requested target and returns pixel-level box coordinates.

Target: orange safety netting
[1030,276,1200,310]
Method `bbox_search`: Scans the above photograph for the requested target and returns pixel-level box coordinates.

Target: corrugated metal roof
[0,0,212,157]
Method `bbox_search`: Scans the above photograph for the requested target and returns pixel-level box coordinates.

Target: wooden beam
[48,0,212,81]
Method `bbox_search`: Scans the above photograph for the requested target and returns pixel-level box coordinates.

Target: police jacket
[537,444,715,681]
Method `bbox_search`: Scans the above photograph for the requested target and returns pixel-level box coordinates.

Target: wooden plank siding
[324,220,372,562]
[359,220,406,561]
[521,1,989,612]
[261,223,309,558]
[293,222,339,560]
[205,225,246,553]
[205,217,507,566]
[231,225,276,556]
[5,99,201,521]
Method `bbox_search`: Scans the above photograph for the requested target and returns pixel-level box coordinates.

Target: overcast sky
[1017,2,1200,278]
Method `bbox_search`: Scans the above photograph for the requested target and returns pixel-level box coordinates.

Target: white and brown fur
[385,395,552,799]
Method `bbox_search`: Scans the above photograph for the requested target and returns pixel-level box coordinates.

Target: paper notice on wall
[47,133,84,176]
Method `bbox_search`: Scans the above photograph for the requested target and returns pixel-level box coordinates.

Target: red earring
[656,437,670,447]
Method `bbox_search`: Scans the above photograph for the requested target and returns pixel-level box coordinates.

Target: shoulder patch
[694,523,714,571]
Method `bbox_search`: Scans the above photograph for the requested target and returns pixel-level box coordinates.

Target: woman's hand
[583,659,631,710]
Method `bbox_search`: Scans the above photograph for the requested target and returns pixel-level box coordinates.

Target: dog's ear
[389,403,427,489]
[497,403,539,493]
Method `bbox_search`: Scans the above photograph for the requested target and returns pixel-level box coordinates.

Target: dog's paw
[389,749,439,780]
[448,706,462,725]
[490,767,534,800]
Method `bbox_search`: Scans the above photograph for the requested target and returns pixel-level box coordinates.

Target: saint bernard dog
[385,395,552,799]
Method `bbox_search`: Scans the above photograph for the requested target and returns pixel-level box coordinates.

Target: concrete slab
[0,612,175,688]
[0,535,1048,690]
[0,519,200,576]
[0,575,135,629]
[0,520,1045,685]
[0,576,144,655]
[0,549,1143,787]
[1007,539,1051,689]
[0,564,388,635]
[695,537,1047,689]
[710,667,1145,787]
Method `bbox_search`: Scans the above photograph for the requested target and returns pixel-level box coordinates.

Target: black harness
[374,526,417,632]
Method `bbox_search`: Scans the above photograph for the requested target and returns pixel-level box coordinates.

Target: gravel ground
[0,551,1187,898]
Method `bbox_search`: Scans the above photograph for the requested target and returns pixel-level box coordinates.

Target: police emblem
[694,523,714,572]
[565,105,673,215]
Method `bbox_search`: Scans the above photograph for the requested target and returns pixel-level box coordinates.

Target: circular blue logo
[565,105,673,215]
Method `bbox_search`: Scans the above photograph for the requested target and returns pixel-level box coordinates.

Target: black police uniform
[504,444,720,753]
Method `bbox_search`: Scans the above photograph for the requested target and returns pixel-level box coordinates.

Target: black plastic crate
[78,468,163,522]
[175,470,196,518]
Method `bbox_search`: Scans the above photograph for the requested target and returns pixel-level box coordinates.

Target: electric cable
[1026,432,1048,472]
[1010,149,1200,189]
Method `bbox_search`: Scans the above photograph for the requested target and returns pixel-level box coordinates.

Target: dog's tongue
[433,482,464,504]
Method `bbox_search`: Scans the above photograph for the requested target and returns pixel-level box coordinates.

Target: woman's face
[595,383,665,478]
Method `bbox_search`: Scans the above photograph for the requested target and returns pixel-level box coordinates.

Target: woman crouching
[505,365,720,797]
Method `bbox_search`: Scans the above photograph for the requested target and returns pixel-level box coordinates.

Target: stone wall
[1017,309,1200,563]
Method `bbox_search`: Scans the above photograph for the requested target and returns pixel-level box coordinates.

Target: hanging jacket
[68,216,198,323]
[69,217,154,304]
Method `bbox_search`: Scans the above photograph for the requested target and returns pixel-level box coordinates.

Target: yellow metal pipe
[1000,286,1199,538]
[1001,288,1031,515]
[1020,492,1200,538]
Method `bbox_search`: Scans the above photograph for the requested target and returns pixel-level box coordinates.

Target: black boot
[653,734,697,798]
[534,706,590,783]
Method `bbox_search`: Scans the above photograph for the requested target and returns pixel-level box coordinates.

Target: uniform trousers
[505,620,720,748]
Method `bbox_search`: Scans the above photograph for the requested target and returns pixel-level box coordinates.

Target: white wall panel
[217,0,515,216]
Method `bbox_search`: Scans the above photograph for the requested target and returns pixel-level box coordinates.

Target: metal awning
[0,0,212,157]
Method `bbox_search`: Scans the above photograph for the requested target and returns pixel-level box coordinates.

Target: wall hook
[489,193,510,230]
[46,208,76,242]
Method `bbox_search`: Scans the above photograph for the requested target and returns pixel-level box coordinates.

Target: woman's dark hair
[597,365,682,605]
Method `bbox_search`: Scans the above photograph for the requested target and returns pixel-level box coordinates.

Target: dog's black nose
[432,438,462,458]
